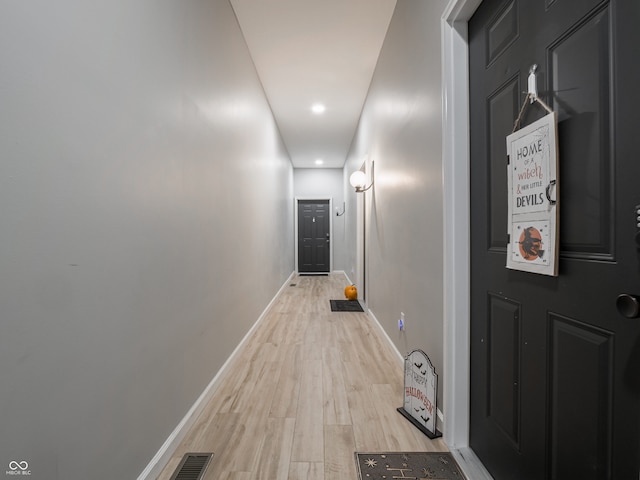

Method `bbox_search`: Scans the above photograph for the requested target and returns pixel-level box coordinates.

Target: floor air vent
[169,453,213,480]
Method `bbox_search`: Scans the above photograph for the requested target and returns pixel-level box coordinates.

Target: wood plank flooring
[156,273,447,480]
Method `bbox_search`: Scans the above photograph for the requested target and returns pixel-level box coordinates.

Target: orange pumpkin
[344,284,358,301]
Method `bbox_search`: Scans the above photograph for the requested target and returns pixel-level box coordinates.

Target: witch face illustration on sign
[519,226,544,260]
[511,221,550,266]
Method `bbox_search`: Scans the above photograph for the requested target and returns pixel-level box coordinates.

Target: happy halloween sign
[506,112,559,276]
[397,349,440,439]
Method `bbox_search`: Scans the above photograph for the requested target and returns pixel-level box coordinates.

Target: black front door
[469,1,640,479]
[298,200,330,273]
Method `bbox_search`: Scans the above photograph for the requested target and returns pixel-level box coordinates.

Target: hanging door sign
[397,349,441,439]
[506,111,559,276]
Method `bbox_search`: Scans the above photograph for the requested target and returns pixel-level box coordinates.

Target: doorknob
[616,294,640,318]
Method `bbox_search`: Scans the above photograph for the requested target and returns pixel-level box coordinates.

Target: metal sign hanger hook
[528,64,538,103]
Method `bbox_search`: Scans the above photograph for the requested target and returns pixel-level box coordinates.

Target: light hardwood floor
[156,273,447,480]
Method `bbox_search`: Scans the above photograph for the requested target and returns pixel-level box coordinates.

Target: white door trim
[442,3,495,478]
[441,0,482,449]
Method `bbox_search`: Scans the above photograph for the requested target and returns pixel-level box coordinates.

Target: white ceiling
[229,0,397,169]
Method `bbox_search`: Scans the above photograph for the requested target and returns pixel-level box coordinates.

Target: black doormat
[355,452,466,480]
[330,300,364,312]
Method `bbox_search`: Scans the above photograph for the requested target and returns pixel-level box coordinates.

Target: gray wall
[0,1,293,478]
[293,168,346,272]
[344,0,447,409]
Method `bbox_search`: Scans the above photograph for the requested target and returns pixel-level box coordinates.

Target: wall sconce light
[349,161,375,193]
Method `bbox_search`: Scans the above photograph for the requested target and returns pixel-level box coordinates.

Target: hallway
[157,273,447,479]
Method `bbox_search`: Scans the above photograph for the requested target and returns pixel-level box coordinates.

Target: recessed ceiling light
[311,103,326,114]
[315,159,324,165]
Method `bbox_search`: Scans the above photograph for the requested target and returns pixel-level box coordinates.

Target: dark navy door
[298,200,330,273]
[469,1,640,478]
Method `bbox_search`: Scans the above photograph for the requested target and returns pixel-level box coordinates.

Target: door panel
[552,8,613,257]
[485,0,518,67]
[488,76,519,251]
[487,293,521,447]
[469,1,640,479]
[548,314,613,479]
[298,200,330,273]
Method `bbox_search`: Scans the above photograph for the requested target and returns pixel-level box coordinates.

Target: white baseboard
[365,307,405,365]
[333,269,352,285]
[137,271,296,480]
[365,309,445,437]
[366,308,489,479]
[138,271,490,480]
[450,447,494,480]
